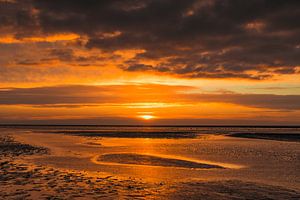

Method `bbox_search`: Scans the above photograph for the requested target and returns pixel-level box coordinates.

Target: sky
[0,0,300,125]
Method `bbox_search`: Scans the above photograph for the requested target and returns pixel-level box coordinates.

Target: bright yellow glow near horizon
[139,115,155,120]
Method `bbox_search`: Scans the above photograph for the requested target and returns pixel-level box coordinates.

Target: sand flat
[229,132,300,142]
[1,127,300,199]
[96,153,225,169]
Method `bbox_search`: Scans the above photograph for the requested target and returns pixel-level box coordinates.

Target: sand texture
[1,127,300,199]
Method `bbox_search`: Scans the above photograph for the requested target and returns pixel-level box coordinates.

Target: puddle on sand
[92,153,241,169]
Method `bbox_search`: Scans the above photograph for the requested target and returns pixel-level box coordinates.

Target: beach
[2,0,300,199]
[1,126,300,199]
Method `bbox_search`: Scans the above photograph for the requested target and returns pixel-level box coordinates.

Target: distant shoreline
[229,133,300,142]
[1,124,300,128]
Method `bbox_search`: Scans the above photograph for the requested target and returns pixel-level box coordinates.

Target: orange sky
[0,0,299,125]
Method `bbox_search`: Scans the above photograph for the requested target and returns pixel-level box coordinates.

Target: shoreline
[1,124,300,128]
[229,133,300,142]
[0,134,166,199]
[1,132,300,199]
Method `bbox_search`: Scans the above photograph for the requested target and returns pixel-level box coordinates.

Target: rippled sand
[1,127,300,199]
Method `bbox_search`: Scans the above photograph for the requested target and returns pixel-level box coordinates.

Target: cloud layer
[1,0,299,79]
[1,84,299,110]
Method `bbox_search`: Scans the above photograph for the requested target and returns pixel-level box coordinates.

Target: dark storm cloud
[0,0,38,37]
[0,85,300,110]
[2,0,300,79]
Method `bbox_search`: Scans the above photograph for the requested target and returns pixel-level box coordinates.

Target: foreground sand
[0,135,165,199]
[1,130,300,199]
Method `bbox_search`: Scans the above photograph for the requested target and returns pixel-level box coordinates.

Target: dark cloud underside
[0,85,300,110]
[1,0,300,79]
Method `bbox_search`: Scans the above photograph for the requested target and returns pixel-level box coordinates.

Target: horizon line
[0,124,299,128]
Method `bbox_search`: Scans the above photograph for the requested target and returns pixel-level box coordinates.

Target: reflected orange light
[0,33,80,44]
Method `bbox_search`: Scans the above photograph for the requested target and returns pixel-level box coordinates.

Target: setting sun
[139,115,154,120]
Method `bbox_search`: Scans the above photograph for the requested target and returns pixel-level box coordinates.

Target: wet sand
[97,153,224,169]
[229,132,300,142]
[1,128,300,199]
[0,135,165,199]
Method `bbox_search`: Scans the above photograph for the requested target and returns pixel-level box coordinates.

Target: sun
[139,115,154,120]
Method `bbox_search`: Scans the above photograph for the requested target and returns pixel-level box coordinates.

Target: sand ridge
[94,153,225,169]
